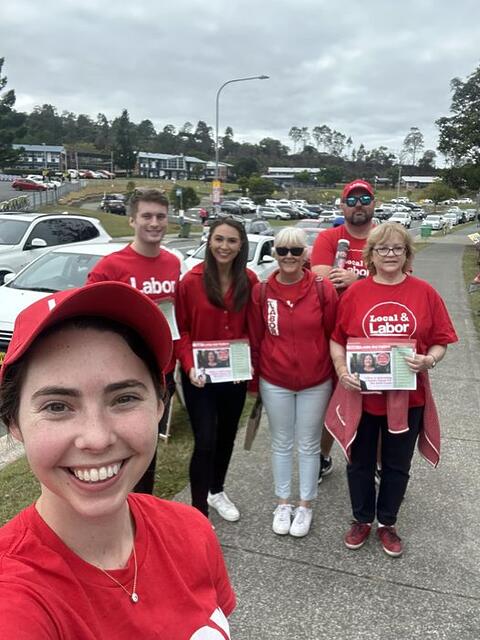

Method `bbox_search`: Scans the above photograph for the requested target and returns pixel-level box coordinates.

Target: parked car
[12,178,47,191]
[258,206,291,220]
[422,215,445,230]
[464,209,477,221]
[235,197,256,212]
[105,200,127,215]
[100,193,126,210]
[389,211,412,228]
[374,207,393,221]
[0,213,112,284]
[185,234,276,281]
[220,201,242,215]
[244,219,275,236]
[442,212,459,227]
[0,242,129,362]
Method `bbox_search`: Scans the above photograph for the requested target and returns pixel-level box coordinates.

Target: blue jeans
[260,378,332,502]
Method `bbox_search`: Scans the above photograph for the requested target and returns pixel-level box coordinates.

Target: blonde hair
[363,222,414,274]
[274,226,307,249]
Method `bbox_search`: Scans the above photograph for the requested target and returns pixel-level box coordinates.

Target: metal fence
[0,180,87,213]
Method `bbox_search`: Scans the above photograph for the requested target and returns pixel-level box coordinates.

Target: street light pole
[215,75,269,182]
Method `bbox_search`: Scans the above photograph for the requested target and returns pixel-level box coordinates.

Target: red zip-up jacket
[248,269,338,392]
[175,263,258,373]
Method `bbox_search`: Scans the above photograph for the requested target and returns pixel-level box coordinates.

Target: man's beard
[348,209,374,226]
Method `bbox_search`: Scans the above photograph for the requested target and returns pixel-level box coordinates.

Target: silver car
[0,213,111,283]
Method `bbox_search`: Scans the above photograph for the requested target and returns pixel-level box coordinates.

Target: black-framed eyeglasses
[345,194,373,207]
[373,245,406,257]
[275,246,304,257]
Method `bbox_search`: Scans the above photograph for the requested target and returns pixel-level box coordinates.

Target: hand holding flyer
[192,339,252,383]
[346,338,417,391]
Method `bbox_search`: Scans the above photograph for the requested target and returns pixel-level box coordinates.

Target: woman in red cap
[0,282,235,639]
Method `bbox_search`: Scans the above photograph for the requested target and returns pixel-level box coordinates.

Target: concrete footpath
[176,226,480,640]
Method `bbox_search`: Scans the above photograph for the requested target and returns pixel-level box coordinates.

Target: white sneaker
[207,491,240,522]
[272,504,294,535]
[289,506,313,537]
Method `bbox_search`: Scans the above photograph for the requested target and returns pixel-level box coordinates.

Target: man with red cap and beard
[311,179,376,481]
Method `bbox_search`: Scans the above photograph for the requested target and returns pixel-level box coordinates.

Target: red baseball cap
[341,180,374,200]
[0,281,173,384]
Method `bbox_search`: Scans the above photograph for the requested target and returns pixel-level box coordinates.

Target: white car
[422,215,445,230]
[235,197,256,212]
[0,213,112,284]
[389,211,412,228]
[184,234,276,280]
[442,212,459,227]
[258,206,291,220]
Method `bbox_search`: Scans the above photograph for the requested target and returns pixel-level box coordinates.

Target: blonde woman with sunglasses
[248,227,338,537]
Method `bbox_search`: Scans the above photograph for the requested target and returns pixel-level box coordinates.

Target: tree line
[2,55,480,191]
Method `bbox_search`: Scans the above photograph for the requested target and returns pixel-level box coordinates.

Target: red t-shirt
[311,225,369,278]
[331,275,458,414]
[88,244,182,372]
[0,495,235,639]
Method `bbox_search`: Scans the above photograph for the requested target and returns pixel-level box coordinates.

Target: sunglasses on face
[373,245,406,257]
[344,194,373,207]
[275,246,304,257]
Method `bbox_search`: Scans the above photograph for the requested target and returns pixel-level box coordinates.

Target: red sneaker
[344,522,372,549]
[377,526,403,557]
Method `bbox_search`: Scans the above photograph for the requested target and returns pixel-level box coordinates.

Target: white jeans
[260,377,332,502]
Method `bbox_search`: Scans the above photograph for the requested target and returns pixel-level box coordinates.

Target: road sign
[212,180,222,205]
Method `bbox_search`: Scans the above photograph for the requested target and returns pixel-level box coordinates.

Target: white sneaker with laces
[207,491,240,522]
[272,504,294,535]
[289,506,313,537]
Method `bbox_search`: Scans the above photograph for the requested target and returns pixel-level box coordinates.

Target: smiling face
[129,200,168,249]
[11,327,163,524]
[208,223,242,267]
[363,354,374,369]
[275,244,306,280]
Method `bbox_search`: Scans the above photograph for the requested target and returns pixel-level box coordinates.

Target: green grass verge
[0,395,255,526]
[462,244,480,336]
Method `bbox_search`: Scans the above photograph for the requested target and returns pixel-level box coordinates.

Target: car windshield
[9,251,103,292]
[0,219,30,245]
[193,242,257,263]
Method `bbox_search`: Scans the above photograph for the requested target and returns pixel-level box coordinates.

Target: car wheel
[275,215,281,219]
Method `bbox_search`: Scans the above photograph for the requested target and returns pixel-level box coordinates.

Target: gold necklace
[96,545,139,603]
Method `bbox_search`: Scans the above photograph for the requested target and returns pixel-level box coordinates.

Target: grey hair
[274,226,307,248]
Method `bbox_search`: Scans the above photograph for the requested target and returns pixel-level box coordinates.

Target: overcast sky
[2,0,480,161]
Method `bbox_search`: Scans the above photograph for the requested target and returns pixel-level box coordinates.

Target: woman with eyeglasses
[248,227,338,537]
[327,222,457,557]
[176,217,257,523]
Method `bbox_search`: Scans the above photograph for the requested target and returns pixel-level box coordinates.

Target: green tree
[237,176,249,194]
[234,157,259,178]
[418,149,437,170]
[0,57,26,166]
[136,119,157,151]
[95,113,111,150]
[113,109,136,175]
[23,103,63,144]
[288,126,302,153]
[193,120,214,155]
[403,127,424,165]
[320,166,344,185]
[168,186,199,210]
[258,137,288,157]
[299,127,310,150]
[422,182,456,207]
[247,176,275,202]
[296,170,311,184]
[437,66,480,163]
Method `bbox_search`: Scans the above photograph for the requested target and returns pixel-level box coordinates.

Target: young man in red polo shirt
[88,188,182,494]
[311,179,376,481]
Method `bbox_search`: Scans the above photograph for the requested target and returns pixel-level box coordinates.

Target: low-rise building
[11,144,67,171]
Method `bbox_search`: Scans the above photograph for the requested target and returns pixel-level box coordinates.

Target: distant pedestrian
[199,207,209,225]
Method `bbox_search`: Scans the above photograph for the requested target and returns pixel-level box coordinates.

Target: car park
[185,234,276,280]
[421,215,445,230]
[389,211,412,228]
[235,197,256,212]
[0,213,112,284]
[295,219,334,231]
[244,219,275,236]
[220,201,242,215]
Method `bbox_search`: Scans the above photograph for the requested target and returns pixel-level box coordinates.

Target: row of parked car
[219,196,341,222]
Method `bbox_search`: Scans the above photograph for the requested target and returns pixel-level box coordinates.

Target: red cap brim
[0,282,172,383]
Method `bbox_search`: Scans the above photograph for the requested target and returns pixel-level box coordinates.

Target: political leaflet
[193,339,252,383]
